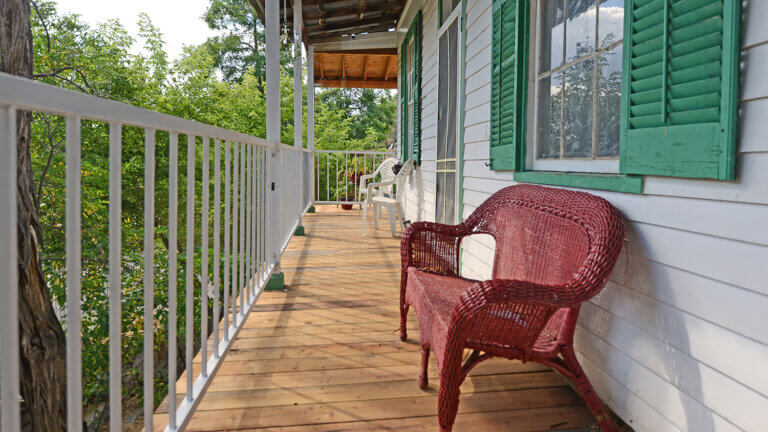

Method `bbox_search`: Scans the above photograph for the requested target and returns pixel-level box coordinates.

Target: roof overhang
[250,0,403,89]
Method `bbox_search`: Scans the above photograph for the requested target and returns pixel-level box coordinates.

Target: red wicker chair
[399,184,624,432]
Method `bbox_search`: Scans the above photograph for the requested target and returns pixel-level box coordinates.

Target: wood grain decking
[154,206,597,431]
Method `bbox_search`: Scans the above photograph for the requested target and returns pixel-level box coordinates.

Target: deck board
[155,207,596,431]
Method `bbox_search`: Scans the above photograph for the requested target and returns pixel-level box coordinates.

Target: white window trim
[528,0,623,174]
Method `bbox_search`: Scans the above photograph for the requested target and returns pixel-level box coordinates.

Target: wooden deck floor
[156,206,597,431]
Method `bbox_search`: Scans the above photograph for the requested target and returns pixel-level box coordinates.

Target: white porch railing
[314,149,396,205]
[0,72,312,431]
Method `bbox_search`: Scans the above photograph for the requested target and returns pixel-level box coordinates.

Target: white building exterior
[397,1,768,431]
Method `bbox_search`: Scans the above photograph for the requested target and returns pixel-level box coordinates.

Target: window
[488,0,741,191]
[436,8,461,224]
[532,0,624,173]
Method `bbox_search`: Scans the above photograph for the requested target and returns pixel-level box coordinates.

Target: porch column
[265,0,280,142]
[264,0,284,289]
[293,0,302,148]
[307,45,315,206]
[307,45,315,152]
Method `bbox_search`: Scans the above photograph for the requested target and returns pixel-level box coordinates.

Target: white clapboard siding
[397,0,768,430]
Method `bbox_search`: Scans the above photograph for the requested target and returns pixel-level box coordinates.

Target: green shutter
[489,0,528,171]
[620,0,741,180]
[412,11,422,165]
[399,12,422,164]
[400,38,408,162]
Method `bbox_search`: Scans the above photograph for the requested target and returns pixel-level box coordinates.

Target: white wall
[399,0,768,431]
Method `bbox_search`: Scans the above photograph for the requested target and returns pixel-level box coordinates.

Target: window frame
[529,0,624,174]
[435,6,463,224]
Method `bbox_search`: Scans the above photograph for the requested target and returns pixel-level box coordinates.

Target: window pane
[442,0,460,23]
[444,172,455,223]
[566,0,596,62]
[563,58,594,158]
[598,0,624,48]
[438,30,449,161]
[435,172,445,223]
[536,72,563,159]
[446,21,458,159]
[538,0,565,73]
[598,44,622,157]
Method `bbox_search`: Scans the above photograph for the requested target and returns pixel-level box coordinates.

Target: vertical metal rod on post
[185,135,195,402]
[232,143,239,325]
[213,139,221,355]
[142,128,155,432]
[168,132,178,429]
[201,136,210,376]
[239,144,246,315]
[109,122,122,432]
[245,144,251,301]
[223,141,230,340]
[66,116,83,431]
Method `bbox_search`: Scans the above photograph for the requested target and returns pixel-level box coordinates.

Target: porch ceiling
[250,0,402,89]
[249,0,405,45]
[315,50,397,89]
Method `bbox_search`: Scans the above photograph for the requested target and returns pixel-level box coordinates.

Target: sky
[54,0,220,61]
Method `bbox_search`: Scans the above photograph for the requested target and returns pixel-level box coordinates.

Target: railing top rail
[314,149,395,155]
[0,72,285,149]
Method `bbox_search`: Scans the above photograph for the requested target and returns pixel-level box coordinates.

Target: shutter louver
[490,0,528,171]
[400,38,408,162]
[412,11,423,165]
[621,0,741,180]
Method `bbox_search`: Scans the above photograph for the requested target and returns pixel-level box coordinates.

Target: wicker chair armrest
[459,279,566,309]
[442,279,565,362]
[400,222,472,277]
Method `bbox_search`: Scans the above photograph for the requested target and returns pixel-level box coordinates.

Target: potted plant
[336,170,356,210]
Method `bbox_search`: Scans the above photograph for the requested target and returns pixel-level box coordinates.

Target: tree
[0,0,68,430]
[203,0,264,83]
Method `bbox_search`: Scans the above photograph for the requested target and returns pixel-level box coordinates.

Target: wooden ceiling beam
[305,14,399,32]
[384,55,393,81]
[316,79,397,89]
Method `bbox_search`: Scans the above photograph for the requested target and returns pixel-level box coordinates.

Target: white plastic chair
[363,158,414,237]
[357,157,399,204]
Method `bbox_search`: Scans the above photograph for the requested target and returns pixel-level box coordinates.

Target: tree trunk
[0,1,68,430]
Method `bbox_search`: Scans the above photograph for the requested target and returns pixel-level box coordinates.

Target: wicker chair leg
[399,303,409,341]
[561,347,617,432]
[437,371,462,432]
[419,345,430,390]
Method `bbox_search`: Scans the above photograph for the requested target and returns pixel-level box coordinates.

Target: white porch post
[307,45,315,203]
[307,45,315,152]
[265,0,282,280]
[293,0,303,148]
[265,0,280,143]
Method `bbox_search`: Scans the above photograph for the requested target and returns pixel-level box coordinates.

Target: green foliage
[27,0,395,428]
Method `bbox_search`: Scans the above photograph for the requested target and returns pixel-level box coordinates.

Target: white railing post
[109,122,123,432]
[201,136,209,377]
[167,131,179,430]
[66,116,83,431]
[1,106,21,432]
[223,141,231,340]
[213,139,221,356]
[185,135,195,403]
[143,128,155,432]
